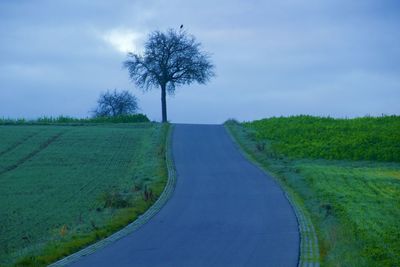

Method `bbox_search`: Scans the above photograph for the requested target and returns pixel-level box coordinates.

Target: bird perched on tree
[180,24,183,29]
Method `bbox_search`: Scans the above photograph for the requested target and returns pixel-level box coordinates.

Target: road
[70,124,299,267]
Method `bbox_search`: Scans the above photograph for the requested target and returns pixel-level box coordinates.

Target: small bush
[93,89,139,117]
[99,190,132,209]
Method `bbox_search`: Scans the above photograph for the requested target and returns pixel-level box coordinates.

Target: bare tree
[93,89,138,117]
[123,29,215,122]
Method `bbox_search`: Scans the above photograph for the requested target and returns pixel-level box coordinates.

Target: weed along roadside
[225,116,400,266]
[0,118,172,266]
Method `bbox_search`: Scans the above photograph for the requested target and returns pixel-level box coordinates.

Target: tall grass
[244,115,400,162]
[0,114,149,125]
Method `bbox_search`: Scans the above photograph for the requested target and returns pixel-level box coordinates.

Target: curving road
[70,124,299,267]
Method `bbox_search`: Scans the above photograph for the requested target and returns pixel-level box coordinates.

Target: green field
[246,115,400,162]
[0,123,168,266]
[226,116,400,266]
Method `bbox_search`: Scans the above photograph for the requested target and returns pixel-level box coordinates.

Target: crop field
[226,116,400,266]
[0,123,168,266]
[246,115,400,162]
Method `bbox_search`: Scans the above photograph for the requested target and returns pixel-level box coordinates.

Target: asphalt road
[70,124,299,267]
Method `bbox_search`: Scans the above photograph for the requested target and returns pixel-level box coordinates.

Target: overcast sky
[1,0,399,123]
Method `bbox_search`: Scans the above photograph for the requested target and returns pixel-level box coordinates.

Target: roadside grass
[295,161,400,265]
[0,123,168,266]
[226,117,400,266]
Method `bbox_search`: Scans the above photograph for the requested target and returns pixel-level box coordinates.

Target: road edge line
[49,124,177,266]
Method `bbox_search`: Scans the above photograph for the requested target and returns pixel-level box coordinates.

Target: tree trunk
[161,83,167,123]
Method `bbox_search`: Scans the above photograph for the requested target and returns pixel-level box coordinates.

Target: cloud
[101,28,144,54]
[0,0,399,123]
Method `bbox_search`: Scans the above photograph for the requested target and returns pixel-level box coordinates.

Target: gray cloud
[0,0,399,123]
